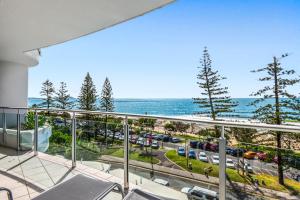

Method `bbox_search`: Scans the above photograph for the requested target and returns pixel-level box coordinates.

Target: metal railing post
[219,126,226,200]
[123,116,129,194]
[17,110,21,151]
[71,112,76,168]
[34,111,38,155]
[2,112,6,145]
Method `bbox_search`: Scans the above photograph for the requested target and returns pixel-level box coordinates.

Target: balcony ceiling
[0,0,173,65]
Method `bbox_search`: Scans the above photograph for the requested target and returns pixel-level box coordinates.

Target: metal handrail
[1,106,300,133]
[1,106,300,200]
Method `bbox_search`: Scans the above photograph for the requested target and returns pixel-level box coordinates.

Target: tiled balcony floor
[0,146,186,200]
[0,147,122,200]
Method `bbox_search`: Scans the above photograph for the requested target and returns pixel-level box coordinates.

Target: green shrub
[49,130,71,145]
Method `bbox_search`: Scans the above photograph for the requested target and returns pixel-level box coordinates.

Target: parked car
[114,132,121,139]
[198,142,205,149]
[198,152,208,162]
[143,139,151,147]
[203,142,211,151]
[151,140,159,149]
[243,162,254,173]
[181,186,218,200]
[190,141,198,148]
[178,147,186,156]
[226,159,235,169]
[257,152,267,161]
[243,151,257,159]
[229,148,245,157]
[189,149,196,159]
[170,137,181,143]
[226,147,233,154]
[118,135,124,140]
[155,134,164,141]
[162,135,170,142]
[152,134,159,140]
[212,155,220,165]
[136,137,144,145]
[153,178,169,186]
[129,135,138,144]
[209,144,219,152]
[143,133,152,138]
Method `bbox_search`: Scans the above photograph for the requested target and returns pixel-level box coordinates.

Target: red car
[257,152,267,161]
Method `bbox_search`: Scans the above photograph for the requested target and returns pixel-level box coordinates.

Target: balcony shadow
[7,155,35,171]
[55,167,74,185]
[0,170,44,193]
[226,173,266,199]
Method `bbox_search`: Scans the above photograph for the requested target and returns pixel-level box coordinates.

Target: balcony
[0,107,300,200]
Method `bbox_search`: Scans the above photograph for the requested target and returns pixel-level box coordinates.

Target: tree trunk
[273,57,284,185]
[104,115,108,140]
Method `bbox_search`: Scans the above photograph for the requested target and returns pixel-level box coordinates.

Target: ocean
[28,98,268,118]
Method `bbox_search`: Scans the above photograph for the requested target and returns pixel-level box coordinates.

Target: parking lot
[158,140,299,180]
[103,130,299,181]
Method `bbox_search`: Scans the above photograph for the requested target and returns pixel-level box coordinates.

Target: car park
[189,149,196,159]
[212,155,220,165]
[243,151,257,159]
[178,147,186,156]
[181,186,218,200]
[151,140,159,149]
[198,152,208,162]
[226,159,235,169]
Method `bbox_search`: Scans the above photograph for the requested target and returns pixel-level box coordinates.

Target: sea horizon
[28,97,279,119]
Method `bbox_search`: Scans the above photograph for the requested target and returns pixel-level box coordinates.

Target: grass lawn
[166,150,300,193]
[110,149,160,164]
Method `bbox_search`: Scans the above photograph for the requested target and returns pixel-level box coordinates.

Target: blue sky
[29,0,300,98]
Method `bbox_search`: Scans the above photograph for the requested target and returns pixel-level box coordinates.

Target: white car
[182,186,218,200]
[136,137,144,145]
[244,162,253,173]
[198,152,208,162]
[118,135,124,140]
[212,155,219,165]
[226,159,235,169]
[153,178,169,186]
[181,187,192,194]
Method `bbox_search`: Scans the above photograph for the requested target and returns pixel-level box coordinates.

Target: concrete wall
[0,61,28,108]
